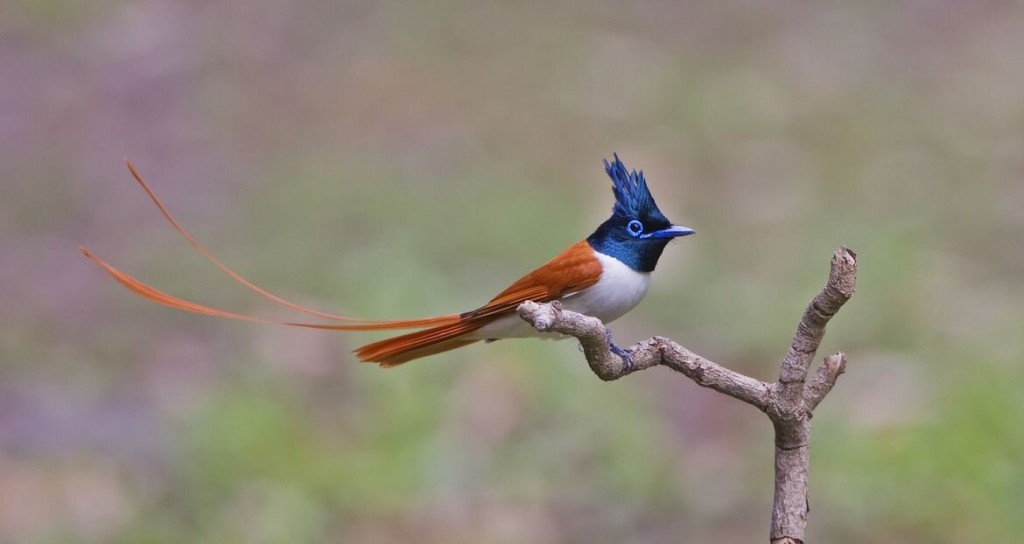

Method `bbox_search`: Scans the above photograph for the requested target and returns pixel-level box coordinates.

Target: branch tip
[516,246,857,544]
[824,352,847,375]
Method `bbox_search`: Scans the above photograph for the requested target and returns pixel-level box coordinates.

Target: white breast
[468,252,651,340]
[560,251,651,321]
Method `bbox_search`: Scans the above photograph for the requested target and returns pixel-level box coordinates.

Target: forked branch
[518,246,857,543]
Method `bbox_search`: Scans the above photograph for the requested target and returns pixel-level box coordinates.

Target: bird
[80,154,694,368]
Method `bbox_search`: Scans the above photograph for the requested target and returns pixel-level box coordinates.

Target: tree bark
[517,246,857,543]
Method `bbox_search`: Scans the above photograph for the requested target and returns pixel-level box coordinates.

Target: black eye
[627,220,644,237]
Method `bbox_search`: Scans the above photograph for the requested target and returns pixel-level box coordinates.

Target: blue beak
[645,225,696,239]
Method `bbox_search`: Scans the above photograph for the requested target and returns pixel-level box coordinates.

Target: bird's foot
[605,328,634,374]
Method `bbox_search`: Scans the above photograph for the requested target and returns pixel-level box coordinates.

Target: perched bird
[81,155,694,368]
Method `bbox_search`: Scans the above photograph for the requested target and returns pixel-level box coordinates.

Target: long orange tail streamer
[80,247,459,331]
[80,160,461,332]
[122,159,420,325]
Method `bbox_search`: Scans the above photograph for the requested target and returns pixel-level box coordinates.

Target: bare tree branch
[803,353,847,412]
[518,246,858,543]
[776,247,857,407]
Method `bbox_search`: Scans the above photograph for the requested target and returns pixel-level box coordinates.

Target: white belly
[468,252,651,340]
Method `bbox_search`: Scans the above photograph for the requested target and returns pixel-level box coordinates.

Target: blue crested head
[587,153,694,272]
[605,153,670,227]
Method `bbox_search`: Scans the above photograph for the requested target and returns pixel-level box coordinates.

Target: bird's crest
[604,153,666,222]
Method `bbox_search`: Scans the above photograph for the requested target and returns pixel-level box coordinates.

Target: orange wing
[477,240,602,310]
[356,240,602,366]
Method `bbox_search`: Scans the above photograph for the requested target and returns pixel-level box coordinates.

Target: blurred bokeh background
[3,1,1023,542]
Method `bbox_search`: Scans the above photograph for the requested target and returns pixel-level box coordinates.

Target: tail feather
[370,337,480,368]
[84,159,509,366]
[81,159,461,331]
[356,321,486,366]
[80,246,460,331]
[121,159,409,325]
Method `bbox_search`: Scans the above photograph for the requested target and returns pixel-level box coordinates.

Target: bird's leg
[605,327,634,374]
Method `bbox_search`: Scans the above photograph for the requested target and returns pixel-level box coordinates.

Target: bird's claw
[610,343,634,373]
[605,328,634,374]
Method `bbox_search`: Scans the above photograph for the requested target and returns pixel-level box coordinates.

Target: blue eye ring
[626,220,644,237]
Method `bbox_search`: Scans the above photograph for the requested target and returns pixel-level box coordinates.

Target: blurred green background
[2,1,1023,542]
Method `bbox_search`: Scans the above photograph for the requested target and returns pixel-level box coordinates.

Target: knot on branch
[518,299,562,331]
